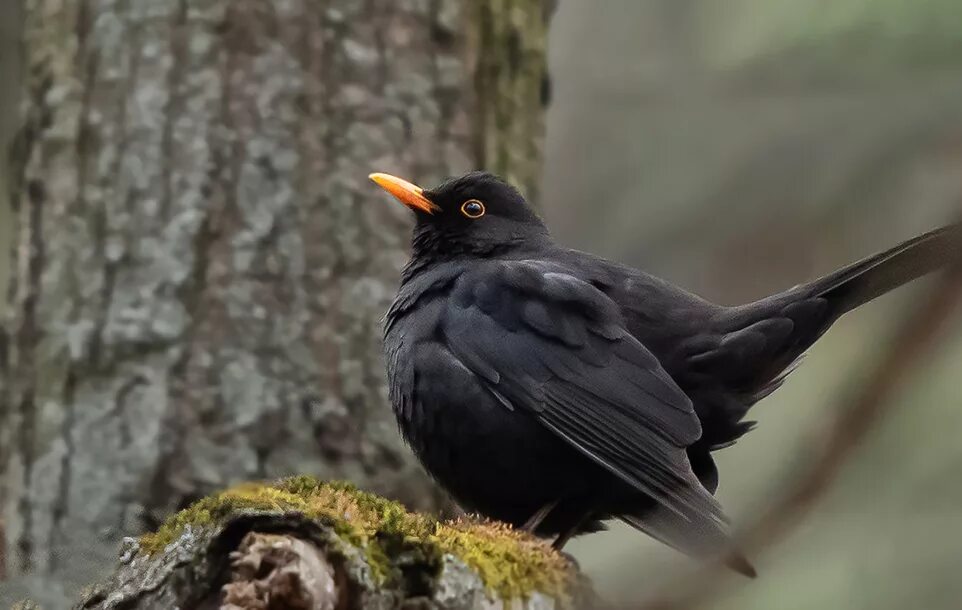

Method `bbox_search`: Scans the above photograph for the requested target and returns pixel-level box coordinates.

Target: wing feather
[441,260,726,524]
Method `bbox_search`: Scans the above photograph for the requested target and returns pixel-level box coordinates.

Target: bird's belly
[407,394,590,525]
[392,336,603,528]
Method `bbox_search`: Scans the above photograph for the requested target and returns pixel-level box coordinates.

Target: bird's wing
[440,260,726,524]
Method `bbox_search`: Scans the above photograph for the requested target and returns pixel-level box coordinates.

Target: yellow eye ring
[461,199,485,218]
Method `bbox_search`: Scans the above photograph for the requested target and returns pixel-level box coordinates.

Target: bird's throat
[404,226,546,280]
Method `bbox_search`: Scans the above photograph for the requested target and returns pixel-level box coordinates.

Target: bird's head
[370,171,549,260]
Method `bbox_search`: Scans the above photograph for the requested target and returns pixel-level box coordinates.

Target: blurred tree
[545,0,962,304]
[0,0,22,585]
[544,2,962,608]
[0,0,550,605]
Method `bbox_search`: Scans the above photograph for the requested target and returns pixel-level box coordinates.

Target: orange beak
[369,173,440,214]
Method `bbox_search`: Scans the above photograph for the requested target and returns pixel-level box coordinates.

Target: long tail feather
[810,222,962,315]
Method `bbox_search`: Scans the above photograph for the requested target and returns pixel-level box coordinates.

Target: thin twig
[635,265,962,610]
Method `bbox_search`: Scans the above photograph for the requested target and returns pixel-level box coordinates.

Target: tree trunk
[0,0,550,606]
[0,0,24,585]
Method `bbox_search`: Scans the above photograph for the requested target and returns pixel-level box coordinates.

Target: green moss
[139,476,573,601]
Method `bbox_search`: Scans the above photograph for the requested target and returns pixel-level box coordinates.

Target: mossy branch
[75,477,597,610]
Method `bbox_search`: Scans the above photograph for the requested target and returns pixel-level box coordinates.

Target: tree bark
[0,0,24,586]
[0,0,551,606]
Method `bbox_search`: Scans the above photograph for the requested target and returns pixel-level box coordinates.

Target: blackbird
[371,170,961,576]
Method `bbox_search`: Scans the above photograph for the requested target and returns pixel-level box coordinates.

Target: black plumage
[371,171,961,576]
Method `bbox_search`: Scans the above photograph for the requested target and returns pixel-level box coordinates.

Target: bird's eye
[460,199,485,219]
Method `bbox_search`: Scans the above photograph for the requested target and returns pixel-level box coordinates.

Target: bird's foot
[557,550,581,570]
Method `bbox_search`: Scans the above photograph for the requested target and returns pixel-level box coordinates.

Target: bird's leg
[521,500,559,533]
[551,512,589,551]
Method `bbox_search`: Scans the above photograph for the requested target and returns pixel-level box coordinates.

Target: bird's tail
[775,221,962,372]
[693,222,962,451]
[806,222,962,316]
[745,221,962,385]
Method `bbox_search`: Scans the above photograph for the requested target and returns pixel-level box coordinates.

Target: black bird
[371,170,960,576]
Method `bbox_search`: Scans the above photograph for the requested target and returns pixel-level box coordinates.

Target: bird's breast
[383,296,594,522]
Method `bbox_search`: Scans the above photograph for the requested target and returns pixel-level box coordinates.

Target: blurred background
[2,0,961,608]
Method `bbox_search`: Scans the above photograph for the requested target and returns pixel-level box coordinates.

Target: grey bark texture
[0,0,24,584]
[0,0,551,606]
